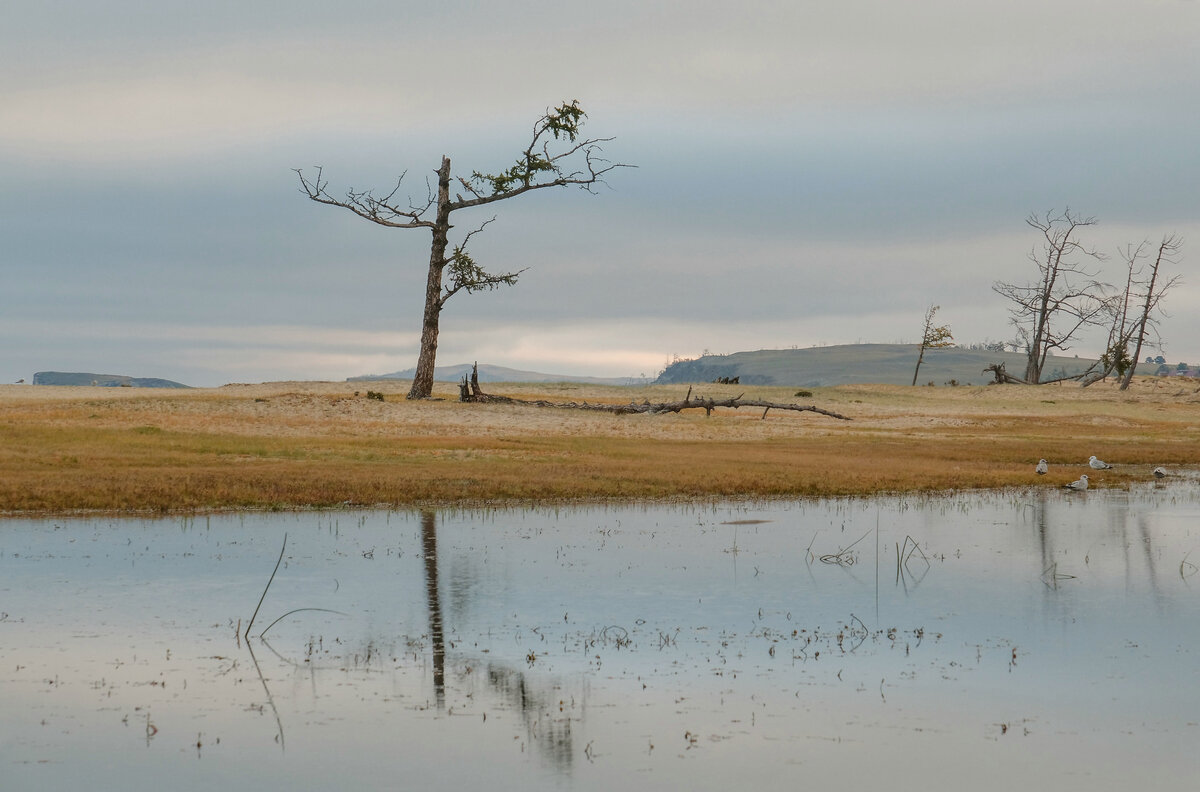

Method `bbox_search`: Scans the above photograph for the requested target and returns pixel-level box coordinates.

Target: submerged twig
[258,607,350,638]
[804,532,820,565]
[245,640,285,750]
[849,613,869,636]
[820,529,872,566]
[1041,562,1076,589]
[844,614,869,653]
[896,535,931,588]
[246,533,287,641]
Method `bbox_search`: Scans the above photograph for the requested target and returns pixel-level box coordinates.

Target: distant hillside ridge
[350,363,653,387]
[655,344,1100,387]
[33,371,191,388]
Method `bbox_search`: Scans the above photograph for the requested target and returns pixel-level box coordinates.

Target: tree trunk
[912,343,926,386]
[1120,246,1163,391]
[1024,343,1041,384]
[407,157,453,400]
[1025,313,1047,384]
[1120,349,1142,391]
[1025,238,1066,384]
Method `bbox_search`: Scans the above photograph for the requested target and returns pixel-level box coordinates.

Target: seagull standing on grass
[1035,459,1048,475]
[1089,455,1113,470]
[1064,474,1089,491]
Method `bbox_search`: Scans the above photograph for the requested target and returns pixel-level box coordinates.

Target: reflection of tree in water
[421,510,577,771]
[233,513,576,769]
[485,663,575,773]
[1030,488,1169,601]
[420,511,446,707]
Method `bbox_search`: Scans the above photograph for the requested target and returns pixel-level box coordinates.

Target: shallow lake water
[3,482,1200,790]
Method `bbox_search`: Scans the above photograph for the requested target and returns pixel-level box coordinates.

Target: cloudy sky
[4,1,1198,386]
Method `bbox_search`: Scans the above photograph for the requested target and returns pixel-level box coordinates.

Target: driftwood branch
[1040,371,1088,385]
[985,363,1033,385]
[985,362,1088,386]
[458,364,851,420]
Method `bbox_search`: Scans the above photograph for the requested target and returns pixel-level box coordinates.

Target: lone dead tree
[296,101,627,400]
[911,304,954,385]
[992,210,1109,383]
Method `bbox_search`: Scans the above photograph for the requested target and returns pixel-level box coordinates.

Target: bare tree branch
[295,166,435,229]
[439,217,527,306]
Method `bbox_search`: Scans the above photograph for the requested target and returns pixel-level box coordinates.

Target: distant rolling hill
[32,371,191,388]
[350,363,653,387]
[656,344,1100,387]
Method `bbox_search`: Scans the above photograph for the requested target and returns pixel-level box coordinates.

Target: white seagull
[1088,455,1113,470]
[1064,474,1089,491]
[1153,466,1168,479]
[1035,459,1048,475]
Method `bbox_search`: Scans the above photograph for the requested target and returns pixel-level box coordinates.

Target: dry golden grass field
[2,377,1198,514]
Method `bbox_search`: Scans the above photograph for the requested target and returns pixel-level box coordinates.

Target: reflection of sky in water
[2,484,1199,790]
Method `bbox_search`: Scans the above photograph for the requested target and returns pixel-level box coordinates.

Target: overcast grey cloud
[3,1,1198,386]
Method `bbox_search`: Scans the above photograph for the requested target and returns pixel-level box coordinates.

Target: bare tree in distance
[911,304,954,386]
[1080,244,1141,387]
[296,101,629,400]
[992,210,1109,384]
[1118,235,1183,390]
[1077,235,1182,388]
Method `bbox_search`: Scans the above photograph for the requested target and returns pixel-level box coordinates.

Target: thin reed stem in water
[246,532,287,641]
[258,607,349,638]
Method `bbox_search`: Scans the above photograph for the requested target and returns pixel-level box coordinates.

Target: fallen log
[458,364,851,421]
[984,363,1033,385]
[984,362,1088,386]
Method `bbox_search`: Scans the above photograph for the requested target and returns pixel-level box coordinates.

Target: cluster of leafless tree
[991,209,1182,389]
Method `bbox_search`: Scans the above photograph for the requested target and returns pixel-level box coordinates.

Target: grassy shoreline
[3,377,1198,516]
